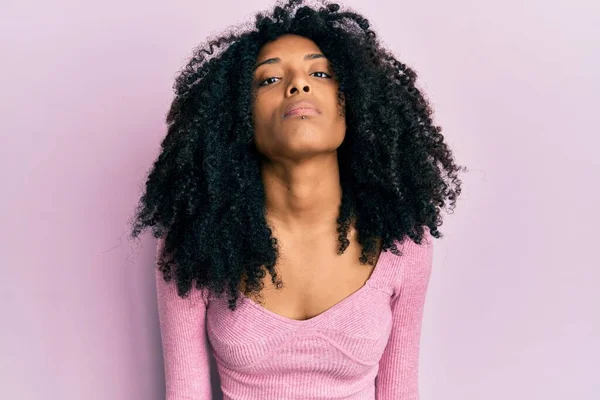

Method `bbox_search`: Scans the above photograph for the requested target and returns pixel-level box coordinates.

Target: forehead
[256,34,323,60]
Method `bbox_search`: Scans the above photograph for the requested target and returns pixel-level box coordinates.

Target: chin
[285,125,332,139]
[281,140,342,159]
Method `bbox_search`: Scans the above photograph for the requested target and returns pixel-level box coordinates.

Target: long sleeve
[375,230,434,400]
[155,238,212,400]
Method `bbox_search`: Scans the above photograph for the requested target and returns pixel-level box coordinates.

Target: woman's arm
[155,238,212,399]
[375,230,434,399]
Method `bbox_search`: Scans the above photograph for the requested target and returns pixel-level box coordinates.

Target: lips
[285,107,320,117]
[283,100,321,118]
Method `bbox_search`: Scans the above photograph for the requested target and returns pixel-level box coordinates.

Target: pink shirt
[155,228,433,399]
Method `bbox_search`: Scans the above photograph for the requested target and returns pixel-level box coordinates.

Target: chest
[205,276,394,374]
[240,239,381,322]
[204,238,394,376]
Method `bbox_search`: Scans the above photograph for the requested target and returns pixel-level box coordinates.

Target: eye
[257,71,332,87]
[311,71,332,79]
[257,77,280,87]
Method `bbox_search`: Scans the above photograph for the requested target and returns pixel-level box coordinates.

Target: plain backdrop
[1,0,598,399]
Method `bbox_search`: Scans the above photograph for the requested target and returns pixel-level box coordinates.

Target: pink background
[2,0,598,398]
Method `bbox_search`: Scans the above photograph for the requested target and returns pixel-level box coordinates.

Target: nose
[288,84,310,95]
[286,73,311,96]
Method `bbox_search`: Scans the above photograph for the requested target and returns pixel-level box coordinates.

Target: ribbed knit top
[155,228,433,399]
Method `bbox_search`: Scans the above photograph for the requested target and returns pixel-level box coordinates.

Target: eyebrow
[253,53,327,71]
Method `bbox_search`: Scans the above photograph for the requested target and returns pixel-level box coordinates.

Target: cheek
[331,94,346,127]
[251,94,272,125]
[251,101,266,134]
[332,101,347,142]
[250,101,274,154]
[335,91,346,116]
[252,107,271,140]
[333,115,347,140]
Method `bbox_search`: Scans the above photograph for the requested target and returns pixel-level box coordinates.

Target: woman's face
[251,34,346,161]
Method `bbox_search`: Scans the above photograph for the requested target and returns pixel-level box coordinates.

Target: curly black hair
[130,0,465,311]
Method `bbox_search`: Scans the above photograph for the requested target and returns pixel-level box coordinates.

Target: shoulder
[154,237,210,307]
[369,226,434,295]
[390,226,434,296]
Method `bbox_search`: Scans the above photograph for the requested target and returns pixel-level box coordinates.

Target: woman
[131,0,464,398]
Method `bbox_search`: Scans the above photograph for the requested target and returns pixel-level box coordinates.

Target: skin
[248,34,381,319]
[251,34,347,241]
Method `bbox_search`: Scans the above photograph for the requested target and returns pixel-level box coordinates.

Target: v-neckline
[238,246,388,325]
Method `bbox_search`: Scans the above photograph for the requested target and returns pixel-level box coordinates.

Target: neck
[260,152,342,237]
